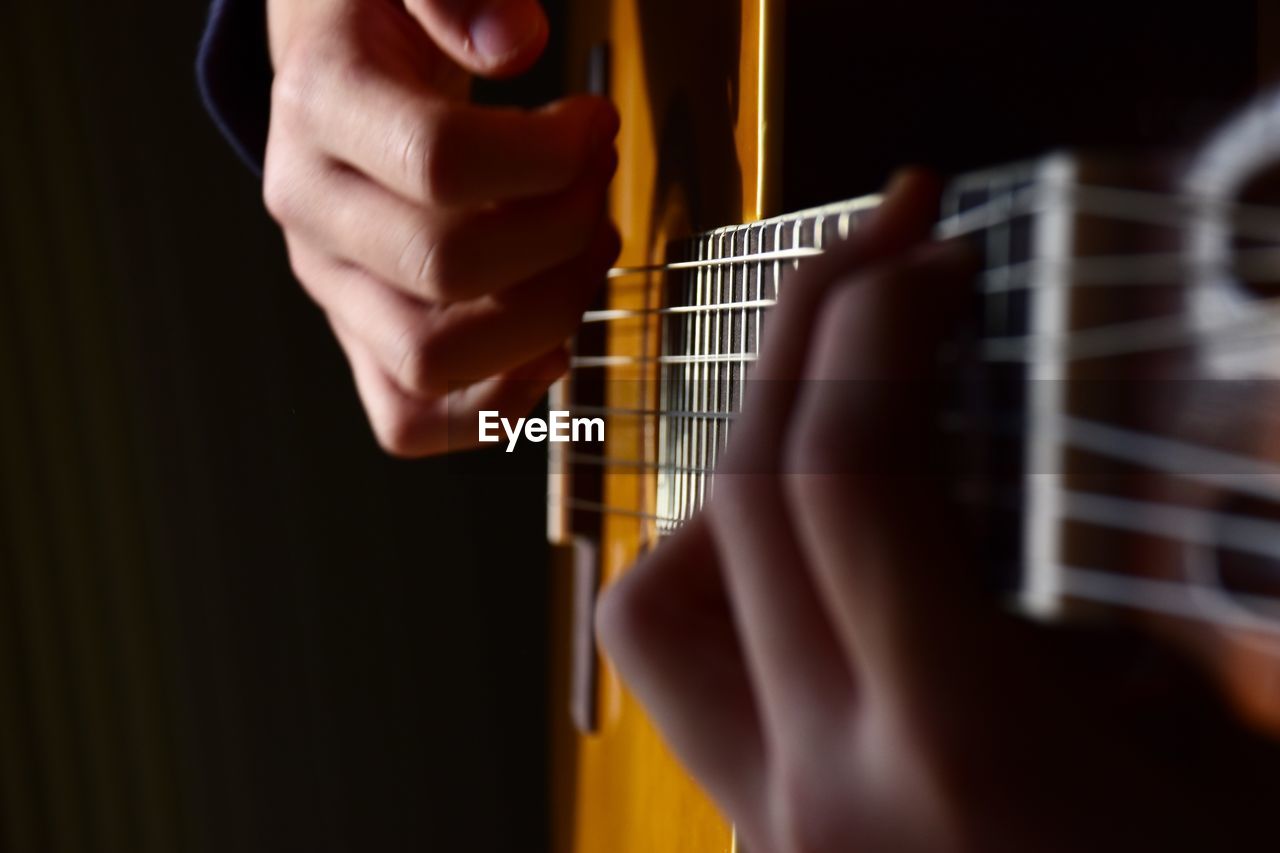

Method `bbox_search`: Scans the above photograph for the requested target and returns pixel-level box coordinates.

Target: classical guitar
[547,3,1274,851]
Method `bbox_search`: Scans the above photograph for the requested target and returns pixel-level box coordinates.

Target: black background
[1,2,565,851]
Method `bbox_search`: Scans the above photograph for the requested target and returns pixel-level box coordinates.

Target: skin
[596,172,1280,853]
[263,0,619,456]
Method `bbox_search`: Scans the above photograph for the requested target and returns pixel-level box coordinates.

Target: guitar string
[551,478,1280,635]
[555,179,1280,629]
[553,424,1280,632]
[583,246,1280,326]
[600,182,1280,282]
[1056,567,1280,639]
[577,291,1280,373]
[570,287,1280,371]
[549,496,1280,643]
[579,183,1280,367]
[563,415,1280,494]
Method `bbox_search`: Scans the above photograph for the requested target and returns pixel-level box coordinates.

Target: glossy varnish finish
[550,2,779,851]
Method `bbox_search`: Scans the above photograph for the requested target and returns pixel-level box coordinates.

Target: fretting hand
[263,0,619,456]
[597,171,1280,853]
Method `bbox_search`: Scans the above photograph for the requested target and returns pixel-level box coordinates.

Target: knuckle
[261,154,299,224]
[396,114,433,198]
[401,226,468,302]
[396,223,442,296]
[412,108,458,204]
[272,33,371,129]
[281,242,313,288]
[392,320,448,398]
[369,409,426,459]
[270,51,321,129]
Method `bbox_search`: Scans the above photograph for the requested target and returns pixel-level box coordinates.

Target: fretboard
[653,196,881,531]
[644,160,1050,531]
[556,157,1073,539]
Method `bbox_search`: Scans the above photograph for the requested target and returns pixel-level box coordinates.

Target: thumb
[404,0,549,78]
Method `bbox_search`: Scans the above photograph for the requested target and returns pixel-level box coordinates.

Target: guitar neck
[626,159,1057,532]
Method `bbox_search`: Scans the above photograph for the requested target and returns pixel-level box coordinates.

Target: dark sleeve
[196,0,273,176]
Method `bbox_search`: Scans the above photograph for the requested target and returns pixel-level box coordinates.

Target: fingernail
[470,1,545,65]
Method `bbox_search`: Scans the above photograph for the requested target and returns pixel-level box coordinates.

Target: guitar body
[547,4,1264,852]
[549,4,779,851]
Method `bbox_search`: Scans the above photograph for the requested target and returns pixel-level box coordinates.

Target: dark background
[1,3,565,852]
[0,2,1266,853]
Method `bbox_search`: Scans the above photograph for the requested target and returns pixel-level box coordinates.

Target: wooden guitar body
[549,3,778,851]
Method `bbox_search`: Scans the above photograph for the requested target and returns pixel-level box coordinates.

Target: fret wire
[720,228,731,462]
[705,233,717,507]
[710,230,726,501]
[682,241,695,523]
[684,239,702,522]
[695,233,706,515]
[747,224,760,432]
[724,230,739,465]
[682,240,693,526]
[696,233,711,514]
[687,235,699,520]
[728,226,744,449]
[772,220,784,301]
[669,252,682,527]
[657,247,671,527]
[692,235,706,519]
[550,499,1280,630]
[674,242,688,527]
[684,239,695,523]
[677,244,693,524]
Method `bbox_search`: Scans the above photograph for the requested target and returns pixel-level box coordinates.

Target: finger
[403,0,549,77]
[697,171,942,754]
[270,150,615,304]
[404,221,619,390]
[782,242,988,693]
[288,222,616,397]
[286,50,617,206]
[334,323,566,457]
[595,515,768,832]
[707,466,858,754]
